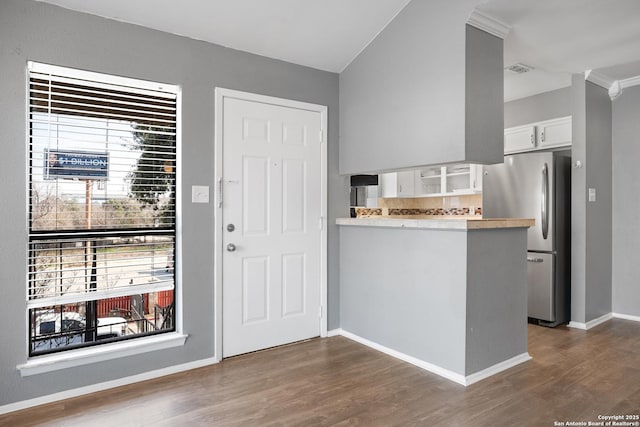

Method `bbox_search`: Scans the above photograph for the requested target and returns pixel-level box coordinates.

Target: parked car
[34,311,127,341]
[35,311,85,336]
[96,316,128,339]
[33,311,86,351]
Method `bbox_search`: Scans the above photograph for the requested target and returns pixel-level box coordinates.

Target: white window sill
[17,333,188,377]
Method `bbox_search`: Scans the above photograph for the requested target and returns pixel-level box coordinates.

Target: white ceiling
[34,0,411,73]
[36,0,640,101]
[477,0,640,101]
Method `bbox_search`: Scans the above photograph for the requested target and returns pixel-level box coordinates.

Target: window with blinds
[27,62,179,356]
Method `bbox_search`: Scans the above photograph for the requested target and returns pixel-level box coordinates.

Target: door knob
[227,243,237,252]
[226,223,235,232]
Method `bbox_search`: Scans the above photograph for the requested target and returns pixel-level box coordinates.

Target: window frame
[24,61,183,361]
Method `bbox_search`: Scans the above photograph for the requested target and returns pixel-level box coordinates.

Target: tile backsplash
[387,207,481,216]
[370,194,482,217]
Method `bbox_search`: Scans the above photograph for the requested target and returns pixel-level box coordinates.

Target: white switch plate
[192,185,210,203]
[588,188,596,202]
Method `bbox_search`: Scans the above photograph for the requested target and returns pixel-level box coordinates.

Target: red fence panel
[97,296,131,318]
[157,290,174,308]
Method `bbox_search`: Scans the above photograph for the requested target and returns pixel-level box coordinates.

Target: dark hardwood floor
[2,320,639,426]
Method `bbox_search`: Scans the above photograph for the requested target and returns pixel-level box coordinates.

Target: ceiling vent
[505,63,534,74]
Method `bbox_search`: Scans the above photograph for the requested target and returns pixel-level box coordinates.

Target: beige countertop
[336,217,535,230]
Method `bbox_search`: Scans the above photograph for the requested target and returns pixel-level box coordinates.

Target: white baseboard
[336,329,530,387]
[464,352,532,386]
[0,356,220,416]
[338,329,466,385]
[612,312,640,323]
[326,328,343,337]
[567,321,587,330]
[568,312,613,330]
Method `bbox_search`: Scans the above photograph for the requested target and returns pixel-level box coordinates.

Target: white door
[220,95,324,358]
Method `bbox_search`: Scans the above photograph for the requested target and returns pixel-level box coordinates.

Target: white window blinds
[27,62,178,310]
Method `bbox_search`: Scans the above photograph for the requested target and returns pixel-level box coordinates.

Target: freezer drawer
[527,252,555,322]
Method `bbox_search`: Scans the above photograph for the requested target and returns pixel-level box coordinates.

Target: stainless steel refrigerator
[483,151,571,327]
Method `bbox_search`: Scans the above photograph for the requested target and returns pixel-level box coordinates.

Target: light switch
[588,188,596,202]
[192,185,210,204]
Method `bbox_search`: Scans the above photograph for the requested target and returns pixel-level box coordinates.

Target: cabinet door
[396,171,415,196]
[444,164,473,193]
[504,125,536,154]
[471,164,483,191]
[415,166,442,196]
[537,116,571,149]
[378,173,398,198]
[379,171,415,197]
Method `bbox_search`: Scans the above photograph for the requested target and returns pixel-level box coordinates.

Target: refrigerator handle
[541,163,549,239]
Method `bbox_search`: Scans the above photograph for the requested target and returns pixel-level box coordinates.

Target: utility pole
[84,179,97,343]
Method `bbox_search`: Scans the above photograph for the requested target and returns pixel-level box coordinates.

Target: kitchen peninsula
[337,217,534,386]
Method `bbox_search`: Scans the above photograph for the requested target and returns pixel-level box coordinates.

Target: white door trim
[213,88,328,361]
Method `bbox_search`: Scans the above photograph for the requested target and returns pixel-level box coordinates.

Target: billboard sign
[44,149,109,180]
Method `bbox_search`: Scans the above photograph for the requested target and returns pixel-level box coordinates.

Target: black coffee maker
[349,175,378,217]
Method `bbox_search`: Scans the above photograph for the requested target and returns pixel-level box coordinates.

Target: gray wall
[571,75,588,323]
[612,85,640,317]
[465,229,527,375]
[339,226,529,377]
[504,87,572,128]
[465,26,504,164]
[340,226,468,374]
[584,82,612,321]
[0,0,344,406]
[570,77,613,324]
[339,0,502,175]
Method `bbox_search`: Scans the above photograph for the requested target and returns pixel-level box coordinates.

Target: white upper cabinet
[415,166,443,196]
[378,172,397,198]
[396,171,415,197]
[441,164,482,195]
[504,125,536,154]
[504,116,572,154]
[537,116,572,149]
[381,164,482,198]
[379,170,415,198]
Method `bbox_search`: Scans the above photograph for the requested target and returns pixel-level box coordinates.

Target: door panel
[243,117,270,142]
[282,159,306,233]
[222,97,322,358]
[527,252,555,322]
[243,256,269,324]
[243,156,269,235]
[282,253,305,317]
[283,122,306,146]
